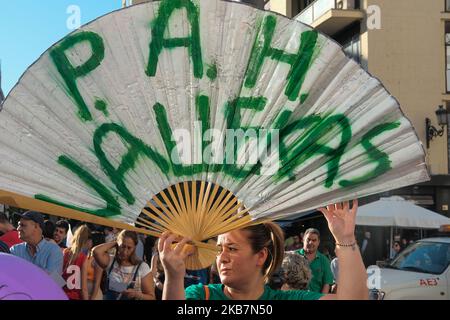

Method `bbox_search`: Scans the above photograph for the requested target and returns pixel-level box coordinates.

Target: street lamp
[426,105,448,149]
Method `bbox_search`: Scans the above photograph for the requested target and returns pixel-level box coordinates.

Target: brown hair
[116,230,141,266]
[242,222,285,281]
[304,228,320,239]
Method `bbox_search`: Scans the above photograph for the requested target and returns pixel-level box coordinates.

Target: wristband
[335,241,357,249]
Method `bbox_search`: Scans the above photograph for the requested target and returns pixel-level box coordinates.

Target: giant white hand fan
[0,0,429,269]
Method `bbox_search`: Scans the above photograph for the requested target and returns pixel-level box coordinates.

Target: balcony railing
[297,0,359,25]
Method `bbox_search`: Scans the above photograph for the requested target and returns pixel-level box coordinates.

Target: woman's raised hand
[318,200,358,244]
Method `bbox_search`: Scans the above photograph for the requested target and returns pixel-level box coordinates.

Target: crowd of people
[285,227,418,272]
[0,211,158,300]
[0,200,369,300]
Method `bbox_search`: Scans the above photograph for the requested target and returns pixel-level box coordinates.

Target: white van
[369,232,450,300]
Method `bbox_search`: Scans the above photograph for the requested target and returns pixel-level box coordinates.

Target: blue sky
[0,0,123,95]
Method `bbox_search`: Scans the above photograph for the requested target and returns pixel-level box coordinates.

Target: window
[342,34,361,63]
[390,241,450,275]
[446,0,450,12]
[296,0,315,13]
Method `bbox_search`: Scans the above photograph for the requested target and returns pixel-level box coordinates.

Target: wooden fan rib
[199,183,223,236]
[198,181,212,238]
[202,191,236,234]
[209,190,235,221]
[134,219,163,234]
[211,214,250,234]
[174,182,191,233]
[174,182,187,214]
[192,180,198,213]
[196,181,206,214]
[144,201,175,229]
[205,214,254,239]
[190,239,217,250]
[152,190,179,222]
[141,208,193,239]
[211,205,250,232]
[149,198,178,228]
[183,181,196,237]
[203,183,220,215]
[166,185,184,217]
[213,197,241,221]
[207,187,229,217]
[136,216,165,233]
[150,195,187,235]
[203,209,252,238]
[127,223,162,238]
[199,181,212,214]
[194,181,208,238]
[183,181,192,215]
[141,208,173,232]
[191,181,199,237]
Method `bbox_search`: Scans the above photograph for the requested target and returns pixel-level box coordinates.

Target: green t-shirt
[296,248,334,293]
[185,283,324,300]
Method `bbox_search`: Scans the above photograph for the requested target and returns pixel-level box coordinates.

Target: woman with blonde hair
[93,230,155,300]
[62,224,92,300]
[86,231,105,300]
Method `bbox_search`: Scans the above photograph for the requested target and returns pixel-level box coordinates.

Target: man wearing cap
[10,211,63,275]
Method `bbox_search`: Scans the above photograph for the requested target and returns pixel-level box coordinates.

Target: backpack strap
[204,285,210,300]
[131,262,143,283]
[103,257,117,292]
[108,257,117,276]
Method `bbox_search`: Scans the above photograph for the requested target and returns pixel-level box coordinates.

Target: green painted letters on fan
[35,155,121,217]
[93,123,171,205]
[339,122,401,188]
[146,0,203,78]
[44,0,402,217]
[50,31,105,122]
[244,15,318,102]
[275,114,352,187]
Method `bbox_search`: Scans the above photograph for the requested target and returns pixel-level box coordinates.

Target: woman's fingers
[350,199,358,218]
[173,237,191,256]
[159,232,194,261]
[158,231,170,253]
[343,201,349,212]
[326,204,334,214]
[163,233,177,253]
